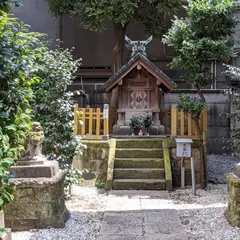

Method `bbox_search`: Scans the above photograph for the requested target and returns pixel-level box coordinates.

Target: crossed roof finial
[125,35,153,57]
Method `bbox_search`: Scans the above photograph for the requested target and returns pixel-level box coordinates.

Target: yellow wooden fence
[74,104,117,140]
[170,105,207,139]
[74,104,207,140]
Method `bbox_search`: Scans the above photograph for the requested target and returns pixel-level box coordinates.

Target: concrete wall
[11,0,179,71]
[12,0,59,43]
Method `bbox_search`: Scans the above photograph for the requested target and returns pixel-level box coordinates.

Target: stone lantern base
[225,163,240,227]
[4,160,69,231]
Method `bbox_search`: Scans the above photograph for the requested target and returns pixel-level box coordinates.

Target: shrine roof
[104,52,176,91]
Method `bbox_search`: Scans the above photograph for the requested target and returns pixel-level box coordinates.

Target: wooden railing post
[103,104,109,139]
[96,108,101,136]
[171,105,177,137]
[180,111,184,137]
[74,104,79,135]
[81,108,86,136]
[188,114,192,137]
[89,108,93,135]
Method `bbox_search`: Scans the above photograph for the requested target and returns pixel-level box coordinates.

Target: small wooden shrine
[104,36,176,135]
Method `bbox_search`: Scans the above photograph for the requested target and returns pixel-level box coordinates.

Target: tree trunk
[110,23,127,108]
[196,84,206,102]
[195,83,207,188]
[194,117,207,189]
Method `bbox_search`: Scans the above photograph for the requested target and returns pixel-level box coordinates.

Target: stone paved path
[97,190,188,240]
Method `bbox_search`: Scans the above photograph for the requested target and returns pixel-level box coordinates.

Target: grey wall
[11,0,174,69]
[12,0,59,43]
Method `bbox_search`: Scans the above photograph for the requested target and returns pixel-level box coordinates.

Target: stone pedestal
[225,163,240,227]
[0,211,12,240]
[4,160,69,231]
[112,122,165,135]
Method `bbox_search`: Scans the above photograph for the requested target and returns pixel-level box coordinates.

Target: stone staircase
[112,138,167,190]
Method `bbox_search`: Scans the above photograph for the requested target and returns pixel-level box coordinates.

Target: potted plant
[143,115,153,136]
[129,115,143,136]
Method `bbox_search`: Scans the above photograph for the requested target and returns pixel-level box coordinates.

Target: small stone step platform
[113,138,166,190]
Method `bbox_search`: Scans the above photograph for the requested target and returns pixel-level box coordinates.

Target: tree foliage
[224,65,240,154]
[163,0,237,89]
[47,0,183,36]
[0,11,45,210]
[0,0,21,13]
[163,0,237,188]
[33,47,85,185]
[177,95,205,118]
[46,0,183,107]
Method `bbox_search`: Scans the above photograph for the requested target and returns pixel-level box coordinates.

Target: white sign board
[103,104,109,119]
[175,138,193,158]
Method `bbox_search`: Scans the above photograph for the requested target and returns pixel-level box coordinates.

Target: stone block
[0,211,4,228]
[73,140,110,186]
[233,163,240,178]
[149,126,158,135]
[9,160,59,178]
[119,125,131,135]
[4,170,68,231]
[225,172,240,227]
[0,228,12,240]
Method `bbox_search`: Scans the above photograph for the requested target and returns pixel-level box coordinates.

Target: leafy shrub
[177,94,206,119]
[33,46,86,186]
[0,11,45,210]
[143,115,153,130]
[129,115,143,134]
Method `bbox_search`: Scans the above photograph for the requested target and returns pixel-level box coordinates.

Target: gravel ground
[12,154,240,240]
[12,186,108,240]
[170,184,240,240]
[208,154,240,183]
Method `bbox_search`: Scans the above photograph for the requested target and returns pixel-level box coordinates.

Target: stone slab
[0,229,12,240]
[233,163,240,178]
[98,234,143,240]
[98,190,188,240]
[17,160,44,166]
[0,211,4,227]
[9,160,59,178]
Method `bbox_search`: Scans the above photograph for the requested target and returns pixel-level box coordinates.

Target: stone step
[116,139,164,149]
[114,168,165,179]
[113,179,166,190]
[114,158,164,168]
[115,148,163,158]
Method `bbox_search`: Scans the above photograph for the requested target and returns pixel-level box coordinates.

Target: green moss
[106,139,116,190]
[169,140,199,148]
[95,182,106,189]
[82,140,110,149]
[163,139,172,191]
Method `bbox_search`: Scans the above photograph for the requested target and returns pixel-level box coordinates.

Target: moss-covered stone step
[114,168,165,179]
[113,179,166,190]
[115,148,163,158]
[116,139,164,149]
[114,158,164,168]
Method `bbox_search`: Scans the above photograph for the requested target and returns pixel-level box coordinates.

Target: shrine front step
[115,149,163,159]
[114,158,164,168]
[116,138,164,149]
[114,168,165,179]
[112,138,167,190]
[113,179,166,190]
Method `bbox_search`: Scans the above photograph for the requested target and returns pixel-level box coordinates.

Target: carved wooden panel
[131,91,147,109]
